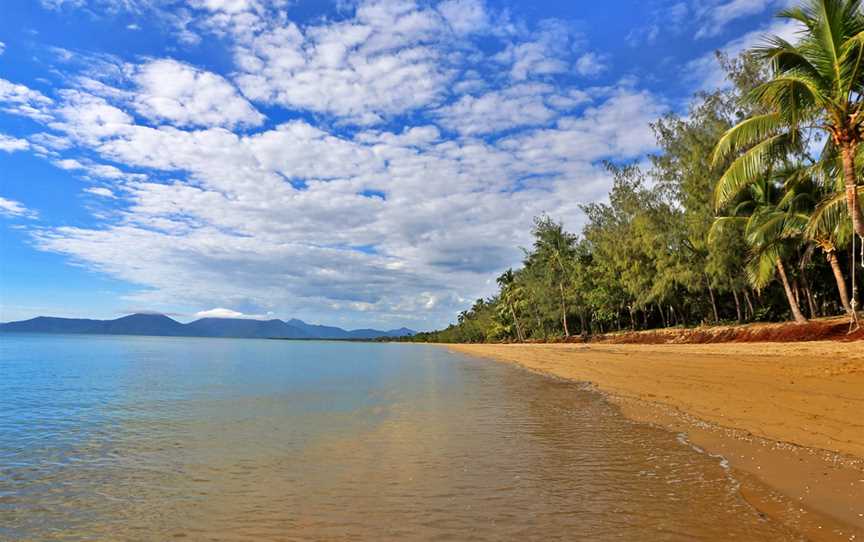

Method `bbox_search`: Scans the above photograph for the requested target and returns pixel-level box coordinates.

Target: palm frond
[777,6,817,32]
[747,76,822,123]
[714,134,793,209]
[712,113,786,165]
[805,185,859,244]
[756,35,827,87]
[746,247,782,290]
[708,216,745,246]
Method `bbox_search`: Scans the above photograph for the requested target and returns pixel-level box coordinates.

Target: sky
[0,0,800,330]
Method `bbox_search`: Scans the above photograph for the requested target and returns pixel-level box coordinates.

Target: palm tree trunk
[509,302,525,342]
[797,272,818,318]
[533,307,542,337]
[559,281,570,337]
[805,284,818,318]
[827,250,853,314]
[705,274,719,323]
[776,258,808,324]
[840,145,864,238]
[732,289,742,323]
[743,289,754,320]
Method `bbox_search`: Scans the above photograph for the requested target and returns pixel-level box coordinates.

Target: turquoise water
[0,334,797,541]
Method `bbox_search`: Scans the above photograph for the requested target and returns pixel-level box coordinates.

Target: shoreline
[446,341,864,542]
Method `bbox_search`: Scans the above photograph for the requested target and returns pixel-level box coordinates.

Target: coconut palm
[711,176,810,323]
[799,165,859,312]
[712,0,864,240]
[496,268,526,341]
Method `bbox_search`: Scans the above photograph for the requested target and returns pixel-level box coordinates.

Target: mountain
[104,313,188,336]
[185,318,310,339]
[347,327,414,339]
[0,314,414,340]
[286,318,351,339]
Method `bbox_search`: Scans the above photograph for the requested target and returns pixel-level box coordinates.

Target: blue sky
[0,0,798,329]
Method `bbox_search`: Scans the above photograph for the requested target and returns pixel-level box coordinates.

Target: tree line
[411,0,863,343]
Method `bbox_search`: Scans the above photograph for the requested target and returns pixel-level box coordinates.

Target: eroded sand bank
[447,341,864,541]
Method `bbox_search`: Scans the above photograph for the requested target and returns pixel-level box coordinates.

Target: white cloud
[696,0,783,39]
[230,0,499,123]
[3,0,681,328]
[0,134,30,152]
[0,197,38,219]
[686,18,801,90]
[192,0,267,14]
[0,78,53,121]
[496,23,573,81]
[236,1,452,124]
[575,52,607,77]
[435,83,559,135]
[132,59,264,128]
[24,83,661,324]
[53,157,132,179]
[437,0,489,34]
[500,88,668,164]
[0,41,5,56]
[40,0,154,11]
[84,187,117,198]
[193,307,271,319]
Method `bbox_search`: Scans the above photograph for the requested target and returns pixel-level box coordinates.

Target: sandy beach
[448,341,864,541]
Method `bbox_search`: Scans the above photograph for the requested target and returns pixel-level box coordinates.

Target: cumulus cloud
[686,18,801,90]
[0,134,30,152]
[438,0,489,34]
[0,78,53,121]
[0,197,38,219]
[434,83,559,135]
[696,0,784,39]
[496,22,573,81]
[131,59,264,128]
[229,1,458,123]
[53,157,135,180]
[575,52,608,77]
[84,187,117,198]
[1,0,677,327]
[193,307,272,319]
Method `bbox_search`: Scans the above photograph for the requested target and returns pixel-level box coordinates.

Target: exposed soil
[583,315,863,344]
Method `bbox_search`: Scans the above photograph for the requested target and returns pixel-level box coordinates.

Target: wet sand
[447,341,864,541]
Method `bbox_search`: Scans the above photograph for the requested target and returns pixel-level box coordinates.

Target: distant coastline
[0,313,415,341]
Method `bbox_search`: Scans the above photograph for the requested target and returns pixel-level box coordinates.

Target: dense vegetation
[412,0,863,343]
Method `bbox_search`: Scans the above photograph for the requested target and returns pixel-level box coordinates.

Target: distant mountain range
[0,313,415,340]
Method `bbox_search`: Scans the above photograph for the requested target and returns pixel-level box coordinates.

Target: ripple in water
[0,335,801,541]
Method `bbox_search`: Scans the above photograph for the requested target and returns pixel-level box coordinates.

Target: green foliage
[407,5,863,343]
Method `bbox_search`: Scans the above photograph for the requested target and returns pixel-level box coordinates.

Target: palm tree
[795,165,858,312]
[496,269,526,341]
[711,176,810,323]
[713,0,864,239]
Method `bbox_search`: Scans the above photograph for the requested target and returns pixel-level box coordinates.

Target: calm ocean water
[0,334,798,541]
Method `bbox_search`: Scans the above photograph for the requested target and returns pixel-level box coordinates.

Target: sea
[0,334,800,541]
